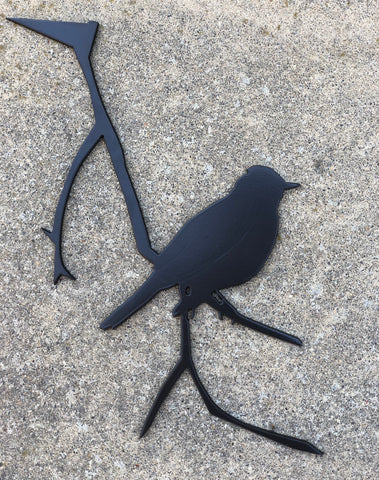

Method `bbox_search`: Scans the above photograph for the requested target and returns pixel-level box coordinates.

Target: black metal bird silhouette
[100,166,301,339]
[8,18,323,455]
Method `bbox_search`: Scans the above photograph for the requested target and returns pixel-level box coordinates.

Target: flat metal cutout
[8,18,323,455]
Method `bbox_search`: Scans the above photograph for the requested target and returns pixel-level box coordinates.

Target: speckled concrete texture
[1,1,378,479]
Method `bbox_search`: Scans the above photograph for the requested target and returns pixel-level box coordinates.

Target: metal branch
[9,18,158,284]
[42,125,102,283]
[140,312,322,454]
[207,290,303,346]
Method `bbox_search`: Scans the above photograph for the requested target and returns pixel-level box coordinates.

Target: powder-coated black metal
[8,18,158,284]
[8,18,323,455]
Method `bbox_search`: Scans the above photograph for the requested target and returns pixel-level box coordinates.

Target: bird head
[244,166,300,199]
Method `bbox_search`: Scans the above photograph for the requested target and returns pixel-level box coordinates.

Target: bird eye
[185,286,192,296]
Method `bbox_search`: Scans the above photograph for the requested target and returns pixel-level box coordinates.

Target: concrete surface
[0,1,377,479]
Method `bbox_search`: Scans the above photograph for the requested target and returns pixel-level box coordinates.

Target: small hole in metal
[212,291,223,305]
[185,286,192,296]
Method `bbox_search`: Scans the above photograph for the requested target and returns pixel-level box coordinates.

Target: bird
[99,165,324,454]
[100,165,300,334]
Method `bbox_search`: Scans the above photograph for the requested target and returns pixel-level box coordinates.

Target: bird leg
[140,311,322,454]
[207,291,303,346]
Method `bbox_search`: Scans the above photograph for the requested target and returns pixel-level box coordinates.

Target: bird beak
[285,182,300,190]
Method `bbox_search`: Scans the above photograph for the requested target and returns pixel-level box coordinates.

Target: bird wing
[155,190,256,280]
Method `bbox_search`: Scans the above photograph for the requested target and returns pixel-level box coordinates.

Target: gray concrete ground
[1,1,377,479]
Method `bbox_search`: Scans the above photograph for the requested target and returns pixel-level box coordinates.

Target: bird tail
[100,272,167,329]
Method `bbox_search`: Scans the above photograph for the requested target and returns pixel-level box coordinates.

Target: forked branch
[8,18,158,283]
[141,312,322,455]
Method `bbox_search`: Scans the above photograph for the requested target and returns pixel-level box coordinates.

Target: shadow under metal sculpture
[8,18,323,455]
